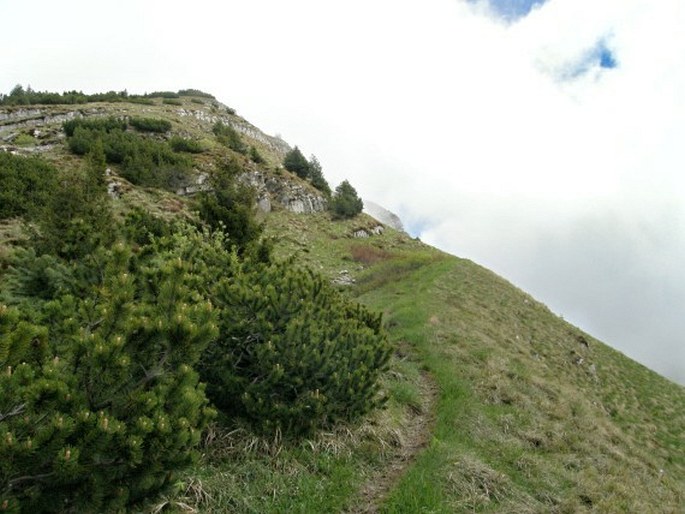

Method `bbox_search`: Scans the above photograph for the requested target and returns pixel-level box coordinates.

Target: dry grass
[350,244,392,265]
[360,256,685,512]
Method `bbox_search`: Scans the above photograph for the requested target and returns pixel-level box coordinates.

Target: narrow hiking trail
[347,369,438,513]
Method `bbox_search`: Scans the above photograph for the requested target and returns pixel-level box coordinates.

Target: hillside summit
[0,88,683,513]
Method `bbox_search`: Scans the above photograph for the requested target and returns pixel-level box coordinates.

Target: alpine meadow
[0,88,683,513]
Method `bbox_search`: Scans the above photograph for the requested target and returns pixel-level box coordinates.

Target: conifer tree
[330,180,364,219]
[283,146,310,179]
[212,122,246,154]
[308,154,331,196]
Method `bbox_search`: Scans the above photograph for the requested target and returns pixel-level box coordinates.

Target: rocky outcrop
[241,171,328,214]
[332,269,356,286]
[352,225,385,238]
[0,107,101,139]
[176,107,290,158]
[0,102,320,214]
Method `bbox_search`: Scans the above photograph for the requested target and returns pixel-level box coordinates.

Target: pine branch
[91,355,168,411]
[7,471,55,489]
[0,403,26,422]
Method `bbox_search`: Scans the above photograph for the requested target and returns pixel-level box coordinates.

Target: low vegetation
[128,116,172,133]
[0,114,390,511]
[0,85,215,106]
[1,88,682,513]
[0,153,58,220]
[63,117,192,190]
[213,121,246,154]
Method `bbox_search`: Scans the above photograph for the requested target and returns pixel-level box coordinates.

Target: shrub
[199,260,391,436]
[127,97,155,106]
[146,91,180,99]
[162,98,183,106]
[350,244,391,265]
[128,116,172,133]
[0,87,211,107]
[169,136,205,154]
[177,89,215,99]
[12,134,35,147]
[63,116,127,137]
[196,158,263,254]
[0,242,218,512]
[249,146,265,164]
[64,123,192,190]
[212,122,246,154]
[0,153,58,220]
[330,180,363,219]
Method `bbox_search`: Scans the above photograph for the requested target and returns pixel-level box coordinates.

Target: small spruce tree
[283,146,310,179]
[308,154,331,196]
[249,145,265,164]
[330,180,364,219]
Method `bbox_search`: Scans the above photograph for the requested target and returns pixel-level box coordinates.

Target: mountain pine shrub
[199,260,391,436]
[212,122,246,154]
[0,153,58,220]
[128,116,172,133]
[64,122,191,190]
[0,242,218,512]
[169,136,204,154]
[62,116,127,137]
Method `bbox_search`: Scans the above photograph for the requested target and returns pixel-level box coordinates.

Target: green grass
[2,98,683,513]
[356,256,685,512]
[194,207,684,513]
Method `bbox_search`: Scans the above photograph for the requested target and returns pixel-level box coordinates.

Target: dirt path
[346,369,438,513]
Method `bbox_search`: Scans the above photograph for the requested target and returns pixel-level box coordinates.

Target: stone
[257,196,271,213]
[332,270,356,286]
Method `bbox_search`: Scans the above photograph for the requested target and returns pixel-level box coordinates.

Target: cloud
[1,0,683,383]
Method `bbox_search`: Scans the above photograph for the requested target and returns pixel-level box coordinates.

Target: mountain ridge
[1,89,683,512]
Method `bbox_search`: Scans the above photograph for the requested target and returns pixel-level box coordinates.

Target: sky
[2,0,684,385]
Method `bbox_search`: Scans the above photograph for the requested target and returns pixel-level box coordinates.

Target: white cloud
[2,0,684,382]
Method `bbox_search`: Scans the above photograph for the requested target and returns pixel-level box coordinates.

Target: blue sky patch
[487,0,547,21]
[563,39,618,79]
[598,45,618,69]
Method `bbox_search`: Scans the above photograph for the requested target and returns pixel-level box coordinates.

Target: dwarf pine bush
[199,260,391,436]
[0,242,218,512]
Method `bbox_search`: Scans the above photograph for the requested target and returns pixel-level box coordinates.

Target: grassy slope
[264,209,684,513]
[2,98,683,512]
[360,257,684,512]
